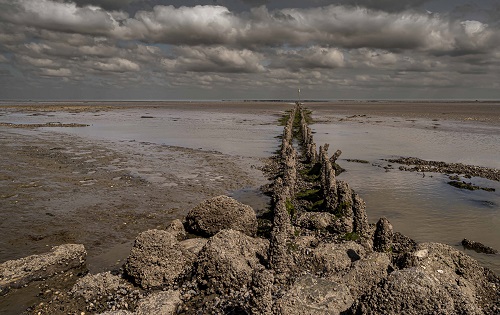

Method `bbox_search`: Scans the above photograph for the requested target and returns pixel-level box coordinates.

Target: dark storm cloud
[161,46,265,73]
[2,1,497,55]
[64,0,137,11]
[270,47,345,71]
[0,0,499,100]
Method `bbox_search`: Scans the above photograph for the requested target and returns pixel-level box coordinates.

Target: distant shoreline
[1,99,500,104]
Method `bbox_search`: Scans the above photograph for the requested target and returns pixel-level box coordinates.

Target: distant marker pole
[298,88,301,104]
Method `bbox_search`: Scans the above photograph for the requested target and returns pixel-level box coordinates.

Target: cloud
[271,47,344,70]
[18,55,60,67]
[40,68,72,76]
[117,5,241,45]
[161,46,264,73]
[90,57,140,72]
[1,0,500,99]
[0,0,121,35]
[333,0,430,12]
[68,0,137,11]
[2,1,498,55]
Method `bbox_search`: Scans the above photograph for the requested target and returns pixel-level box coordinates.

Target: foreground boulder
[402,243,500,312]
[0,244,86,294]
[353,268,474,314]
[342,252,392,299]
[193,229,269,293]
[186,195,258,237]
[353,242,500,314]
[125,230,196,289]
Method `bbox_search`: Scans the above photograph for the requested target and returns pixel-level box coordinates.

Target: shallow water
[0,107,283,158]
[1,104,499,274]
[312,115,500,273]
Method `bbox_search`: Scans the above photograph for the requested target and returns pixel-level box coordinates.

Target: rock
[311,241,366,279]
[391,232,417,254]
[277,274,354,314]
[125,230,196,289]
[71,272,135,301]
[373,217,393,252]
[194,229,269,293]
[342,252,392,299]
[186,195,258,237]
[166,219,186,240]
[269,189,294,279]
[391,232,418,268]
[178,238,207,256]
[462,238,498,254]
[0,244,86,294]
[135,290,181,315]
[333,181,354,231]
[330,149,342,163]
[400,242,500,312]
[249,269,274,314]
[98,311,133,315]
[71,272,140,313]
[295,212,337,231]
[352,193,369,236]
[353,268,472,314]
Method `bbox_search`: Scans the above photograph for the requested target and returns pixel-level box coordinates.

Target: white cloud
[40,68,72,76]
[117,5,241,44]
[18,55,59,67]
[91,58,140,72]
[0,0,121,35]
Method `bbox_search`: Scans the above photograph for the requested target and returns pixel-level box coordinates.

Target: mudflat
[0,101,499,314]
[1,101,498,273]
[0,113,267,273]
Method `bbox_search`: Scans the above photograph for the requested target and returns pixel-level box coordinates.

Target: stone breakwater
[1,105,499,314]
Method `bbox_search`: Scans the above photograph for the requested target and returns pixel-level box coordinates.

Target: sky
[0,0,499,100]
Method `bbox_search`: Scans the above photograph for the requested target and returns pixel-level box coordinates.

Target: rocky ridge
[1,104,498,314]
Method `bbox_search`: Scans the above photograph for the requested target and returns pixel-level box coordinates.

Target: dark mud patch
[0,122,88,128]
[469,199,497,208]
[388,157,500,181]
[462,238,498,255]
[344,159,370,164]
[448,180,495,192]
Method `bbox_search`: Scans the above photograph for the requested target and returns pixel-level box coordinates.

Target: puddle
[229,187,271,217]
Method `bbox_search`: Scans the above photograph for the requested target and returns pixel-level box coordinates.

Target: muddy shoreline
[0,128,267,270]
[0,101,499,314]
[1,104,498,315]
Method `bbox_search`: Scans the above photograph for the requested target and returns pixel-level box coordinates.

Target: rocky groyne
[1,104,499,314]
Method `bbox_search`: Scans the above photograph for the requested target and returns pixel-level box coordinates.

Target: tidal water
[1,103,498,273]
[311,113,500,273]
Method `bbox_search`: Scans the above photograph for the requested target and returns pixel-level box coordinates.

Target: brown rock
[125,230,195,289]
[186,195,257,237]
[194,229,269,293]
[0,244,86,294]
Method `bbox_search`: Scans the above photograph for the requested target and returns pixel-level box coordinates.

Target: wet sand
[0,127,267,273]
